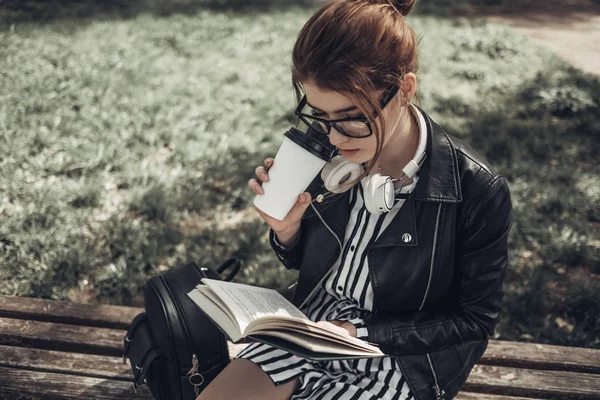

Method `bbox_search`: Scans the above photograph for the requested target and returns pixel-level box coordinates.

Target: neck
[371,105,420,180]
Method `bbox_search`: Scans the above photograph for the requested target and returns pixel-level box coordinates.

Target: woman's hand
[315,320,357,337]
[248,157,312,246]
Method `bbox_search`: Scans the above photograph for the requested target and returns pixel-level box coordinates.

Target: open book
[186,279,384,361]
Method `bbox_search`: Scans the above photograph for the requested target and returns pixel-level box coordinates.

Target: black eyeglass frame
[294,84,401,139]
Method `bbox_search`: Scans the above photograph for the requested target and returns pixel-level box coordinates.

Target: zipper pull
[187,353,199,375]
[187,354,205,396]
[433,384,445,400]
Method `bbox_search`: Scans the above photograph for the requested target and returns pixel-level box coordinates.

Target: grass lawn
[0,1,598,348]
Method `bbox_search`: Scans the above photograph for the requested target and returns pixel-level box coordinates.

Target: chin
[352,152,373,165]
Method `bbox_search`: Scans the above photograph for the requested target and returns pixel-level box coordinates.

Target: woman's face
[301,80,403,165]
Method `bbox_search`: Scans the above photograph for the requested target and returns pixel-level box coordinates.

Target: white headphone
[318,104,428,215]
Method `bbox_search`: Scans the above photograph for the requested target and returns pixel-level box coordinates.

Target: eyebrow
[305,99,359,114]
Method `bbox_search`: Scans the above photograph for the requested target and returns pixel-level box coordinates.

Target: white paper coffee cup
[253,128,331,221]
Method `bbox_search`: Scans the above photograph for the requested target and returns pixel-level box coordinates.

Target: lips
[339,148,359,156]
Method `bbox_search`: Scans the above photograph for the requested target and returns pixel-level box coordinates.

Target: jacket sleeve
[269,225,304,270]
[364,176,514,356]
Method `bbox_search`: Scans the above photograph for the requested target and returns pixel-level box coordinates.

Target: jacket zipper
[424,204,445,399]
[418,203,442,311]
[298,203,343,310]
[427,353,446,400]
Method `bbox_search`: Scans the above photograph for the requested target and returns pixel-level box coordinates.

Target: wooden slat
[2,295,599,374]
[229,342,599,399]
[1,342,598,399]
[482,340,600,374]
[3,345,540,400]
[3,293,600,399]
[0,345,133,381]
[0,315,250,360]
[0,366,152,400]
[0,317,125,357]
[463,364,600,399]
[0,295,141,329]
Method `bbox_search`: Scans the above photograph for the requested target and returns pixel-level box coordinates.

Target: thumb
[285,192,312,222]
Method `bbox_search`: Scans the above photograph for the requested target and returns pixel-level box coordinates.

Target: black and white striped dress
[236,175,420,400]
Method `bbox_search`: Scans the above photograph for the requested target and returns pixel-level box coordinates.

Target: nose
[327,127,350,148]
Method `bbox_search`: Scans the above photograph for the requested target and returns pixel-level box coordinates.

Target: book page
[247,316,381,352]
[186,287,244,342]
[248,333,384,361]
[201,279,307,333]
[251,329,380,356]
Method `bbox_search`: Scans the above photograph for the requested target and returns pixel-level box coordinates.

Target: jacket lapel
[371,194,419,248]
[413,109,463,203]
[302,108,462,248]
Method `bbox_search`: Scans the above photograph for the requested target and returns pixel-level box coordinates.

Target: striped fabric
[236,177,420,400]
[236,106,428,399]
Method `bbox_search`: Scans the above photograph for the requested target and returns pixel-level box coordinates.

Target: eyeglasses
[294,84,400,139]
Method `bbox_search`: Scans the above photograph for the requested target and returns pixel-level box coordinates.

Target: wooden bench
[1,295,599,399]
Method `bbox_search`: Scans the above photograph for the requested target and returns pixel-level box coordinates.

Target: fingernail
[257,186,264,195]
[260,173,269,182]
[299,194,306,202]
[265,158,273,164]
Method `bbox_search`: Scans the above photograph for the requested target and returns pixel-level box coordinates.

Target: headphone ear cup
[362,174,395,215]
[321,156,364,194]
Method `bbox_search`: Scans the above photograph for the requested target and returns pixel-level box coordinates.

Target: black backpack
[123,258,241,399]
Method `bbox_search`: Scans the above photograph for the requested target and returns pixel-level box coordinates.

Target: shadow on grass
[416,0,600,21]
[446,65,600,348]
[0,0,321,27]
[5,0,600,29]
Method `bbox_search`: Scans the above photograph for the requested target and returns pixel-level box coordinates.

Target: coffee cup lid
[284,127,334,161]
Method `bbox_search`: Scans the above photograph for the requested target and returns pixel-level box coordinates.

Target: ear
[400,73,418,104]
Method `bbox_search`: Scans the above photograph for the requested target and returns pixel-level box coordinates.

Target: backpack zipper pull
[186,353,199,375]
[187,353,205,396]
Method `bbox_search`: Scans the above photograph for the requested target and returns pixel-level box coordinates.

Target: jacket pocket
[428,345,462,399]
[433,340,488,399]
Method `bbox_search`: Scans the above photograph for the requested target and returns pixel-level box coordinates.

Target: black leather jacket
[269,109,514,400]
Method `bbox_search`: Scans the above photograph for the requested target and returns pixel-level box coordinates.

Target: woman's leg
[196,358,300,400]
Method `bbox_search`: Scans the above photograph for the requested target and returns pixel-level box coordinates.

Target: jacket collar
[412,107,462,203]
[303,109,462,225]
[364,109,463,248]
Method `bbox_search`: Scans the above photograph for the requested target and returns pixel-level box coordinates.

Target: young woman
[197,0,513,399]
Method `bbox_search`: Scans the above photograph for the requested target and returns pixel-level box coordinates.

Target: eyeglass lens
[300,115,371,138]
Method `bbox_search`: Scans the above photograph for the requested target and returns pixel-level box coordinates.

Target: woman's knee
[196,358,299,400]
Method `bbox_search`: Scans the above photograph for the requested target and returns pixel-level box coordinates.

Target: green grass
[0,1,598,348]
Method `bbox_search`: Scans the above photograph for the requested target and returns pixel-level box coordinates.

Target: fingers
[255,165,269,183]
[256,158,274,180]
[248,158,274,195]
[315,320,350,337]
[248,178,264,195]
[285,192,312,222]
